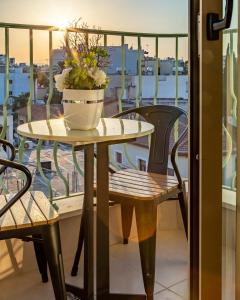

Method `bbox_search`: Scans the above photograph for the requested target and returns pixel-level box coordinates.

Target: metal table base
[66,142,147,300]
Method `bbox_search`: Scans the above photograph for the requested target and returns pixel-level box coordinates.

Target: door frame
[199,1,222,298]
[189,0,223,299]
[189,0,200,299]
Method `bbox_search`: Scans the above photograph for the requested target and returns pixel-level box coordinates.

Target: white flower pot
[63,89,104,130]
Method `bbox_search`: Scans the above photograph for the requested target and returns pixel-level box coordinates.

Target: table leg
[66,144,94,300]
[96,142,146,300]
[83,144,94,299]
[96,142,110,299]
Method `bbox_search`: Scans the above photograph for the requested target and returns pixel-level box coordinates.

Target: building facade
[0,65,30,104]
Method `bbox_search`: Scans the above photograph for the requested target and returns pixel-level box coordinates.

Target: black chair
[72,105,188,300]
[0,139,67,300]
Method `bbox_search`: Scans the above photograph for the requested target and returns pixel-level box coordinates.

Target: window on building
[9,91,13,96]
[9,79,13,84]
[137,158,147,172]
[115,151,123,164]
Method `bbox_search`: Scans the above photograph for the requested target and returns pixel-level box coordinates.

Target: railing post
[27,29,34,123]
[1,28,9,139]
[154,37,159,105]
[137,36,142,108]
[46,31,53,120]
[174,36,179,161]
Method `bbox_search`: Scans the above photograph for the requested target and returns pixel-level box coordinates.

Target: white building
[106,75,188,101]
[0,66,30,105]
[142,58,186,76]
[107,44,144,75]
[0,55,15,67]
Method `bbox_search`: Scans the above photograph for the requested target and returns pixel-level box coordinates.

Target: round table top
[17,118,154,145]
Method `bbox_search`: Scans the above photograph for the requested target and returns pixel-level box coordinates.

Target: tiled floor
[0,230,188,300]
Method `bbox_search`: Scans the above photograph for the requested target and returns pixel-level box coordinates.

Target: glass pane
[222,0,238,298]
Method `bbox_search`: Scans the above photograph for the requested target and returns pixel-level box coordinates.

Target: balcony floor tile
[0,229,187,300]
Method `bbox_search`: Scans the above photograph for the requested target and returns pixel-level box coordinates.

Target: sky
[0,0,188,63]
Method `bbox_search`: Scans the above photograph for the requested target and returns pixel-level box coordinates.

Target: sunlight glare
[53,17,70,30]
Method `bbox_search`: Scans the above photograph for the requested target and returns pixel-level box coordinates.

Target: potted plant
[55,23,109,130]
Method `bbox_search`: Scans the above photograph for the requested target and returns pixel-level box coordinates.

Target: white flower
[54,68,72,92]
[87,68,94,77]
[90,69,107,87]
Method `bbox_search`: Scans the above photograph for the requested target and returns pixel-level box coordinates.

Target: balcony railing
[0,22,235,201]
[0,22,188,201]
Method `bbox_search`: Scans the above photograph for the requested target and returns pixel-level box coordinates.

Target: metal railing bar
[18,137,26,163]
[85,32,89,49]
[174,37,179,161]
[154,37,159,105]
[0,22,188,38]
[230,32,233,52]
[27,29,34,122]
[53,142,69,197]
[46,31,53,120]
[104,34,107,48]
[72,146,84,177]
[175,37,179,107]
[36,140,53,200]
[118,36,125,113]
[1,28,9,139]
[101,33,108,118]
[136,36,142,108]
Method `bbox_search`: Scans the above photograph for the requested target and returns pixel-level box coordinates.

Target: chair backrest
[0,140,32,218]
[117,105,187,175]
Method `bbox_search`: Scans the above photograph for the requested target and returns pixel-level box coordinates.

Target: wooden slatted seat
[0,191,59,232]
[108,169,179,202]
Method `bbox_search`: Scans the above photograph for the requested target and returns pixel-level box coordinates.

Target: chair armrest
[171,128,188,188]
[0,159,32,218]
[0,139,16,175]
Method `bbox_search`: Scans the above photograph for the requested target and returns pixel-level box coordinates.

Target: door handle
[207,0,233,40]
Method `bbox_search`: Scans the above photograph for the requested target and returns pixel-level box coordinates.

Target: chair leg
[121,203,134,244]
[135,203,157,300]
[178,192,188,238]
[71,196,86,276]
[33,234,48,283]
[42,222,67,300]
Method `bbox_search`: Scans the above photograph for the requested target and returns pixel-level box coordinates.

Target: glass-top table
[17,117,154,300]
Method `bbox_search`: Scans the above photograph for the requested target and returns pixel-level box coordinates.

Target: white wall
[132,75,188,99]
[106,75,188,101]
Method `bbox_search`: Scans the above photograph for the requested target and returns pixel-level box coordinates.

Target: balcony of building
[0,22,236,300]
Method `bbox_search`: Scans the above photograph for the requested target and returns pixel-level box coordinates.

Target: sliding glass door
[193,0,239,299]
[222,1,238,298]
